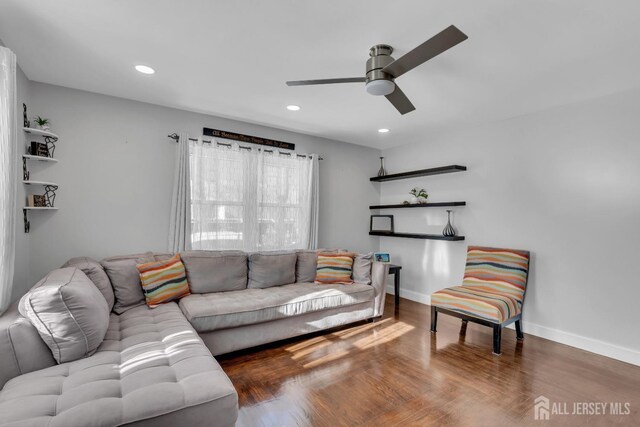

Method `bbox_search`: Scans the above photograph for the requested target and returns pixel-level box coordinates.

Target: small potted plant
[409,188,428,204]
[33,116,50,131]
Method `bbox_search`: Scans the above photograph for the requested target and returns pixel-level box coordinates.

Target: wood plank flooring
[217,297,640,426]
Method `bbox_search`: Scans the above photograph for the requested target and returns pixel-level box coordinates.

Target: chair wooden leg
[430,306,437,333]
[460,319,468,335]
[515,319,524,340]
[492,325,502,355]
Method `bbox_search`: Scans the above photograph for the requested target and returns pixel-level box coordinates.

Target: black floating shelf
[370,165,466,182]
[369,231,465,241]
[370,201,466,209]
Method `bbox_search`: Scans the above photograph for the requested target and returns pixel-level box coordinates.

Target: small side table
[388,264,402,306]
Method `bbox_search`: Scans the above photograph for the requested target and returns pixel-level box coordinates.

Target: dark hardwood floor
[217,297,640,426]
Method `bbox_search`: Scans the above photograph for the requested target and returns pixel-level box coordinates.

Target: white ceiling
[2,0,640,149]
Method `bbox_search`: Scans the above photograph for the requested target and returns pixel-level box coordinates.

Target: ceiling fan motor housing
[286,26,467,114]
[366,44,396,95]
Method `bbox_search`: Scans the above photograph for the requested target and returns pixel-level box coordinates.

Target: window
[189,141,317,251]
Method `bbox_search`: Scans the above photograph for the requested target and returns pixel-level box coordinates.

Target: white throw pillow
[353,253,373,285]
[19,267,110,364]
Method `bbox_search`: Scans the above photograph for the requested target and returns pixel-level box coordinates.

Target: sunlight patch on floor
[290,338,335,360]
[302,349,351,369]
[331,318,392,340]
[353,321,415,350]
[289,322,416,368]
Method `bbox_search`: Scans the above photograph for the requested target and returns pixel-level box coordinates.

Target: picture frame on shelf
[30,141,49,158]
[370,215,394,233]
[374,252,391,263]
[27,194,47,208]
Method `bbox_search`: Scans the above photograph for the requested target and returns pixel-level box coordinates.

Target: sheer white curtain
[168,133,192,252]
[190,139,318,251]
[0,46,17,314]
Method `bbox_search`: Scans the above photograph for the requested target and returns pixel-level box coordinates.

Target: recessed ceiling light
[378,128,390,133]
[135,65,155,74]
[286,105,301,111]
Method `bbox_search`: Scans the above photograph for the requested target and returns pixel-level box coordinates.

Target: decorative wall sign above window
[203,128,295,150]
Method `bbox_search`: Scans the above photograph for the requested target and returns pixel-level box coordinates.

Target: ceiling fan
[286,25,468,115]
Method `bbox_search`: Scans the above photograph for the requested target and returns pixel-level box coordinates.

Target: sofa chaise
[0,250,388,426]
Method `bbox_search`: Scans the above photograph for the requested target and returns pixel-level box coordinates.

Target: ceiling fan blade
[385,85,416,115]
[286,77,366,86]
[382,25,468,78]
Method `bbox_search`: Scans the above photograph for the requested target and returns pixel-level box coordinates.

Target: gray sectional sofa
[0,250,388,426]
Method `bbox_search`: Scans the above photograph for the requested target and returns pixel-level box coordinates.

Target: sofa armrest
[370,262,389,317]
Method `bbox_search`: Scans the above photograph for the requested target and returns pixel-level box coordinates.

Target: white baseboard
[514,321,639,366]
[386,284,430,304]
[386,286,640,366]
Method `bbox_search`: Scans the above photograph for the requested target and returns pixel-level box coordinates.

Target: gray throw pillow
[353,253,373,285]
[101,252,171,314]
[18,267,110,364]
[296,250,318,283]
[180,250,248,293]
[62,257,115,311]
[248,251,297,289]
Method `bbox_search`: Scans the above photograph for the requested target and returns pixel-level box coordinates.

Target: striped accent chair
[430,246,530,355]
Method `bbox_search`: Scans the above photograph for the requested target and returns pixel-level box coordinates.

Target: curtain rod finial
[168,133,179,142]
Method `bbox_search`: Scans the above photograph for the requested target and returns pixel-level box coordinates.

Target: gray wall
[11,63,32,301]
[14,71,639,365]
[20,83,380,290]
[380,88,640,365]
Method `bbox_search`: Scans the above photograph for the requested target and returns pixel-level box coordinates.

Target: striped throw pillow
[315,253,355,285]
[136,254,190,307]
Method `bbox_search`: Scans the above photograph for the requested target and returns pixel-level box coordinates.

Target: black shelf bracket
[23,209,30,233]
[22,157,29,180]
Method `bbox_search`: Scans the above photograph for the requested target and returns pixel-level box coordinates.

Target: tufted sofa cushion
[0,303,238,427]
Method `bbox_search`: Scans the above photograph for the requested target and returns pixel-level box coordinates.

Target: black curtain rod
[167,133,323,160]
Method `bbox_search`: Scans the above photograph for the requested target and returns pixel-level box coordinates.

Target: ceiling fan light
[365,80,395,96]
